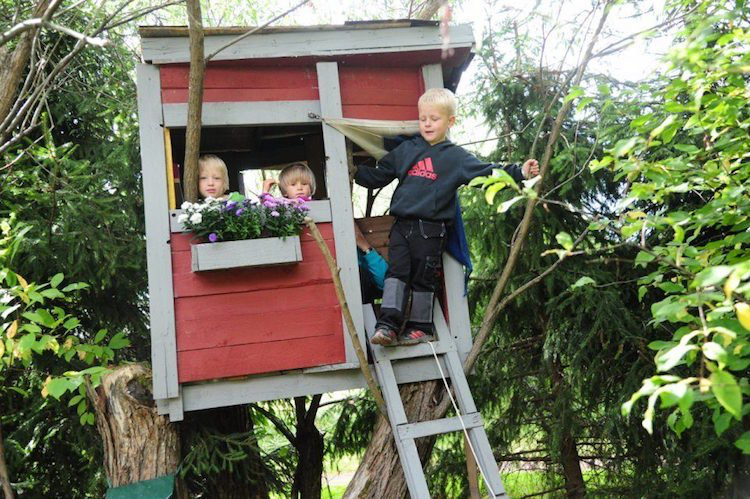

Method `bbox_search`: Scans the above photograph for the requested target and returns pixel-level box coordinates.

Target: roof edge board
[141,24,475,65]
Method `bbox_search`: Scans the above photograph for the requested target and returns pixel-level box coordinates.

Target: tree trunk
[550,360,585,498]
[183,406,269,499]
[292,396,323,499]
[0,0,53,137]
[0,422,14,499]
[86,363,181,489]
[184,0,205,202]
[344,382,443,498]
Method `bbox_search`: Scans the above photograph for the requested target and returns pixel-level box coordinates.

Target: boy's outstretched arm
[354,152,398,189]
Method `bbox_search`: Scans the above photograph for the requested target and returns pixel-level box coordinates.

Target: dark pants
[377,218,447,334]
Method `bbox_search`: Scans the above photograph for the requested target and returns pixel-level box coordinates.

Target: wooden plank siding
[171,223,346,382]
[339,66,423,120]
[158,62,423,121]
[160,63,318,103]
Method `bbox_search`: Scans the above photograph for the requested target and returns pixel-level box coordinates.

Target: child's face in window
[198,165,226,198]
[281,179,312,199]
[418,103,455,145]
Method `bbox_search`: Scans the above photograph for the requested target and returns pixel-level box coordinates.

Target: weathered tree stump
[86,363,180,489]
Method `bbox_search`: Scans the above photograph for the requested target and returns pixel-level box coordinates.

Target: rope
[428,341,500,498]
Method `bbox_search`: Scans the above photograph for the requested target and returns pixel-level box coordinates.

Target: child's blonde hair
[418,88,457,117]
[279,162,316,196]
[198,154,229,192]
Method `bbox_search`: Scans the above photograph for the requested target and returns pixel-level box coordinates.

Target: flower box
[191,235,302,272]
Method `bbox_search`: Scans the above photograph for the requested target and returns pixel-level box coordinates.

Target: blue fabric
[446,198,473,295]
[358,248,388,290]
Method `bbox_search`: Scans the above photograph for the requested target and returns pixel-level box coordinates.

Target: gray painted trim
[180,369,368,412]
[137,64,180,402]
[377,340,454,362]
[443,253,473,362]
[169,200,332,232]
[316,62,365,365]
[169,357,452,416]
[398,412,483,440]
[142,24,475,64]
[163,100,321,128]
[191,236,302,271]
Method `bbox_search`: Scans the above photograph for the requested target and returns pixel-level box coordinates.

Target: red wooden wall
[171,223,345,382]
[159,61,423,120]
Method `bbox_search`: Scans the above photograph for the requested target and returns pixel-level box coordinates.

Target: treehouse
[137,20,478,422]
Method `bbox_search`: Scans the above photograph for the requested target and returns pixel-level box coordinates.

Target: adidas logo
[407,157,438,180]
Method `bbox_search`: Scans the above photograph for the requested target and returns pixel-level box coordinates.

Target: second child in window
[354,88,540,346]
[262,162,315,200]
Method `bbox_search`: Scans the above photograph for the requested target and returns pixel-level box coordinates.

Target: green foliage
[598,2,750,452]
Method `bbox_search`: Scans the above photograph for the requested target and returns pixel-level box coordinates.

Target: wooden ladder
[365,304,508,498]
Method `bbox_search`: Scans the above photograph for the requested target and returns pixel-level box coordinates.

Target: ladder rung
[375,340,455,362]
[397,412,483,440]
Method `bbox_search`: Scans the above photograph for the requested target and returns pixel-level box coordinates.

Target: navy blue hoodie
[355,136,524,222]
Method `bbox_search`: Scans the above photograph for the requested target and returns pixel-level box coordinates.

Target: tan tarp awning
[323,117,419,160]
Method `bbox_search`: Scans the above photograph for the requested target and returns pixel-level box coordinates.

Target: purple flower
[208,233,218,243]
[235,208,244,216]
[225,200,237,211]
[271,210,280,217]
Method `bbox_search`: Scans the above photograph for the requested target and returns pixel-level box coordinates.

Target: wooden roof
[138,19,439,38]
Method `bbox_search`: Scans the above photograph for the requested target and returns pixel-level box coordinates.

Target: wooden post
[303,217,388,419]
[464,434,480,499]
[183,0,204,202]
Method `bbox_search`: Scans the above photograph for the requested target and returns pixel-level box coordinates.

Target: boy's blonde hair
[418,88,457,117]
[198,154,229,191]
[279,162,316,196]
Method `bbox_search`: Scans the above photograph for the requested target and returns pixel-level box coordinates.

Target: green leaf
[46,378,72,400]
[497,196,524,213]
[108,332,130,350]
[692,266,732,288]
[613,137,639,158]
[63,317,80,331]
[94,329,107,344]
[571,277,595,290]
[650,115,675,138]
[711,370,742,420]
[50,273,64,288]
[736,432,750,454]
[62,282,89,293]
[714,411,732,436]
[563,86,584,103]
[702,342,728,365]
[484,182,506,205]
[655,344,698,371]
[40,288,65,300]
[555,232,574,251]
[647,340,676,351]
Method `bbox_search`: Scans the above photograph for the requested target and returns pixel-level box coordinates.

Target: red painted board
[342,105,419,120]
[172,260,335,298]
[339,66,421,106]
[177,304,342,351]
[174,282,340,322]
[177,333,346,382]
[160,64,319,103]
[160,64,318,89]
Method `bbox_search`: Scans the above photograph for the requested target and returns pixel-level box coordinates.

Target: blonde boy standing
[355,88,539,346]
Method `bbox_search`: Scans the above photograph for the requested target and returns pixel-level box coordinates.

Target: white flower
[177,214,188,224]
[189,212,202,224]
[180,201,192,210]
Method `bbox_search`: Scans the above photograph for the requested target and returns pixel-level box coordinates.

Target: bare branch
[205,0,314,62]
